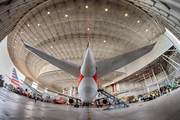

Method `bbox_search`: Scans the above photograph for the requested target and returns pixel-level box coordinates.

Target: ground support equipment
[98,89,129,110]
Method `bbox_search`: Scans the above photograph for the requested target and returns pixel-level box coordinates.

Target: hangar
[0,0,180,119]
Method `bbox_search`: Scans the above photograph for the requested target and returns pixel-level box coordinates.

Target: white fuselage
[78,44,98,103]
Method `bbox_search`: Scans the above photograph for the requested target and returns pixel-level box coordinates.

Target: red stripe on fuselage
[92,71,99,89]
[12,78,19,83]
[78,71,84,88]
[11,81,20,86]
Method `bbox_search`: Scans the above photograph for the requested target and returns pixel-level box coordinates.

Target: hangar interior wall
[37,86,45,92]
[105,71,169,97]
[24,77,32,87]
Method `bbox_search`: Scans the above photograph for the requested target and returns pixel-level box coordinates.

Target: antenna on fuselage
[88,16,91,43]
[86,16,91,49]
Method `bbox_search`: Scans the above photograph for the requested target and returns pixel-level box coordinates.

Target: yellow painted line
[87,108,91,120]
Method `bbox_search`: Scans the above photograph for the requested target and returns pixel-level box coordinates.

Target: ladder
[97,89,129,110]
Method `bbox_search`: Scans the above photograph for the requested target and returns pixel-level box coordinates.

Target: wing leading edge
[96,43,156,79]
[21,40,80,78]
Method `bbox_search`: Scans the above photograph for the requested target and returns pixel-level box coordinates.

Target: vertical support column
[151,69,161,96]
[69,86,74,96]
[112,84,114,92]
[142,81,146,94]
[148,72,154,90]
[160,64,169,82]
[69,86,72,96]
[143,74,150,94]
[148,73,153,83]
[73,87,78,97]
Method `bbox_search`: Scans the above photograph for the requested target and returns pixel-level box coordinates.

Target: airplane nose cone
[79,87,97,103]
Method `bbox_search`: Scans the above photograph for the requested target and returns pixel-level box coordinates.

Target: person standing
[34,93,37,102]
[166,88,169,96]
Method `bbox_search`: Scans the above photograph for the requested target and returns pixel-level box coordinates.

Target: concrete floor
[0,87,180,120]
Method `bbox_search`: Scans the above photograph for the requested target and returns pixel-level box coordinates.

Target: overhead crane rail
[98,89,129,110]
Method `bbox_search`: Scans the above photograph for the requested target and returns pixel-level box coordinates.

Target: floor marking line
[87,108,91,120]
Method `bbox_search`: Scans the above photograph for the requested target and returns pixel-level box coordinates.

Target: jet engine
[103,99,107,104]
[69,99,74,103]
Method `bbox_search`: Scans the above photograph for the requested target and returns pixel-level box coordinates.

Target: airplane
[6,68,80,103]
[6,68,43,96]
[6,68,20,87]
[21,19,156,105]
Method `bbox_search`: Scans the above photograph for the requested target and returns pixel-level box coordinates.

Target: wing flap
[22,40,80,78]
[96,43,156,79]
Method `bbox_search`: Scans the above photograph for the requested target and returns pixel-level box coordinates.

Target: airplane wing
[21,40,80,78]
[6,74,13,83]
[19,79,43,96]
[45,89,81,101]
[96,42,156,79]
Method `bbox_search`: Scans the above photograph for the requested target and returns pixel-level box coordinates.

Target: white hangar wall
[105,71,169,98]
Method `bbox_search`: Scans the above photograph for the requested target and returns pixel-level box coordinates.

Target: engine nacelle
[69,99,74,103]
[103,99,107,104]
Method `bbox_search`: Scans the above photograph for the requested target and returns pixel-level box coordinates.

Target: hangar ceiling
[0,0,179,92]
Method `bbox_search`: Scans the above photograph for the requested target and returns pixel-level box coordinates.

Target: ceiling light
[146,29,148,32]
[137,20,140,23]
[85,6,88,8]
[125,13,128,16]
[51,46,53,48]
[27,24,30,26]
[104,40,106,42]
[47,12,50,14]
[21,31,23,34]
[65,14,68,17]
[35,38,37,40]
[38,24,40,26]
[150,41,152,43]
[87,28,89,30]
[153,32,156,35]
[105,8,108,12]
